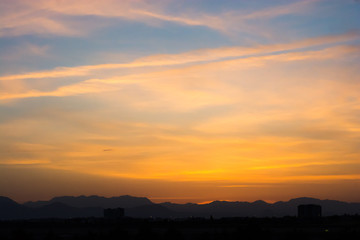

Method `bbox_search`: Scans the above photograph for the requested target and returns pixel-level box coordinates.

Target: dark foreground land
[1,216,360,240]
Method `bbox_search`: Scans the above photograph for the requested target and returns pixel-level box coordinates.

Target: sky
[1,0,360,204]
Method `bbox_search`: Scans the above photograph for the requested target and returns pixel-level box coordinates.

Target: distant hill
[24,195,152,208]
[160,197,360,218]
[0,196,103,220]
[1,195,360,220]
[0,196,29,219]
[31,202,103,219]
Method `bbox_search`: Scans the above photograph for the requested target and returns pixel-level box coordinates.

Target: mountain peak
[288,197,321,204]
[0,196,19,206]
[253,200,268,204]
[25,195,153,209]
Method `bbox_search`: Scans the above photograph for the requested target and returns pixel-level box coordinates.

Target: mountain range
[1,195,360,220]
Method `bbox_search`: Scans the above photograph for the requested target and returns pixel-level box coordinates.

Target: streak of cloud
[0,31,358,82]
[1,43,358,103]
[0,0,320,37]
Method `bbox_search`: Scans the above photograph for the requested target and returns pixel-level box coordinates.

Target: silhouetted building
[104,208,124,219]
[298,204,321,218]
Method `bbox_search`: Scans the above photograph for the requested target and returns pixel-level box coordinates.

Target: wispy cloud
[250,160,359,170]
[0,159,50,165]
[220,184,275,188]
[0,31,357,82]
[1,42,358,103]
[0,42,49,62]
[242,0,319,20]
[0,1,82,37]
[0,0,321,38]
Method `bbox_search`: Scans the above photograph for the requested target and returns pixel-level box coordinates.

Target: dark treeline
[1,215,360,240]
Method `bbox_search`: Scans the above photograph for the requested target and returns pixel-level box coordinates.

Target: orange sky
[1,0,360,203]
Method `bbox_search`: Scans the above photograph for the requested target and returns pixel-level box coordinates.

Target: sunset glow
[1,0,360,204]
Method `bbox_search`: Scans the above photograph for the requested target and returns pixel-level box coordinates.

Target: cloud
[0,0,321,38]
[42,0,320,34]
[242,0,319,20]
[249,160,359,170]
[0,43,49,63]
[1,42,358,108]
[0,159,50,165]
[0,31,358,82]
[0,1,82,37]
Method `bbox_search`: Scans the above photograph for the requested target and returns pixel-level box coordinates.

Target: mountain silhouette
[160,197,360,218]
[31,202,103,218]
[0,196,29,219]
[24,195,152,208]
[0,196,103,220]
[2,195,360,220]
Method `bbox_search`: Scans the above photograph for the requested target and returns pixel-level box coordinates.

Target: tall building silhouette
[298,204,322,218]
